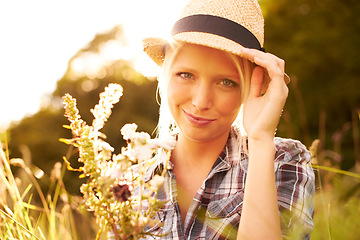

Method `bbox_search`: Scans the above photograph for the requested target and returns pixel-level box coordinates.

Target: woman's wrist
[247,132,275,144]
[247,136,276,161]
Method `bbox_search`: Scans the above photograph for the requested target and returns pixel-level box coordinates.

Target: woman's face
[167,44,242,143]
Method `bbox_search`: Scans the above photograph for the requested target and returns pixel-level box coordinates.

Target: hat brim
[143,32,290,94]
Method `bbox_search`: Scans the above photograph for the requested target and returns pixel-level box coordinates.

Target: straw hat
[142,0,290,93]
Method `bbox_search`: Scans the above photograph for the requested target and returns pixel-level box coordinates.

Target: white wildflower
[133,144,154,162]
[150,136,176,151]
[134,131,151,145]
[91,83,123,130]
[107,162,123,179]
[121,146,136,162]
[97,141,114,152]
[149,175,165,188]
[121,123,138,141]
[112,153,126,162]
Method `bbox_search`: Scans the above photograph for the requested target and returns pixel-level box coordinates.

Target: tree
[8,25,159,194]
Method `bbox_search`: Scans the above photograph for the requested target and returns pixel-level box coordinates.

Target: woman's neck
[171,130,230,169]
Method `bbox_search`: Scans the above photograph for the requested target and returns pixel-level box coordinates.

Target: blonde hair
[156,41,255,148]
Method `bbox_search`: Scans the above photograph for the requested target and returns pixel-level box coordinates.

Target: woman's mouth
[183,110,216,127]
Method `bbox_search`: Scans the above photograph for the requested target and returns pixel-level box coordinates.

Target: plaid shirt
[110,128,315,239]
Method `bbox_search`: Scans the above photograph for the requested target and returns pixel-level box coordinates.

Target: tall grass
[0,138,101,240]
[309,129,360,239]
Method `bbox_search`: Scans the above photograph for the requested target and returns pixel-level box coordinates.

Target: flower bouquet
[61,83,174,240]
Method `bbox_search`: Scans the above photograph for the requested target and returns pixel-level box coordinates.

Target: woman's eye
[177,72,193,79]
[220,79,237,88]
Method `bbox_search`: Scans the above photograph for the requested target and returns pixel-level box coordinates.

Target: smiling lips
[183,110,216,127]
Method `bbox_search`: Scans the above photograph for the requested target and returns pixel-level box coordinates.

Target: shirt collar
[146,126,248,181]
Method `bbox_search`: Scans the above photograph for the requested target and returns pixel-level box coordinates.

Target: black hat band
[171,14,264,52]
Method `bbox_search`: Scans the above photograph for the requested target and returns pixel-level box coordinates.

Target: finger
[262,52,285,72]
[249,66,263,99]
[241,48,285,73]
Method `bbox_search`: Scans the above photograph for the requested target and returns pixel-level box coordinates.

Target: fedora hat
[142,0,290,93]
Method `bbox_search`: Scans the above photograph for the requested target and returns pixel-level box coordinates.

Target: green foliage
[261,0,360,170]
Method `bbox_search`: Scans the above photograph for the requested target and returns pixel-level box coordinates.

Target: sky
[0,0,188,130]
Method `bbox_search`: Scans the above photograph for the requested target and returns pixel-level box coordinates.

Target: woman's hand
[237,48,286,240]
[241,48,289,141]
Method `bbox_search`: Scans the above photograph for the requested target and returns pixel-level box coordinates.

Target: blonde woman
[138,0,314,239]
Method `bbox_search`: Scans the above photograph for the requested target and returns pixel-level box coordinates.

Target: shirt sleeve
[273,138,315,239]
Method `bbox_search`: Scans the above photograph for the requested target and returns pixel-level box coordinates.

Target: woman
[141,0,315,239]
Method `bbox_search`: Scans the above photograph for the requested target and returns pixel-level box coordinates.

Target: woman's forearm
[237,137,282,240]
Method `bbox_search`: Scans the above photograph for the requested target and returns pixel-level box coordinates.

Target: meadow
[1,92,360,239]
[1,1,359,238]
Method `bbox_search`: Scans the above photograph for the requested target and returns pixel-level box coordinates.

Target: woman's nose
[192,82,212,110]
